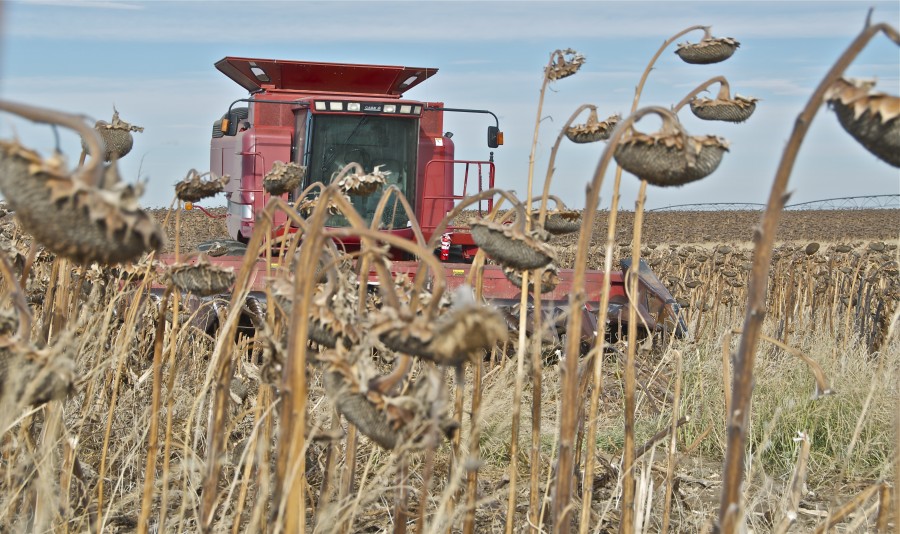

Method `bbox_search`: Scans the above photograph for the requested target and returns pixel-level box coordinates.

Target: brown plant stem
[660,350,684,534]
[95,274,154,532]
[276,202,330,534]
[717,19,900,534]
[157,290,181,533]
[577,168,622,533]
[395,455,410,534]
[528,278,543,533]
[620,178,649,534]
[556,106,672,532]
[504,268,530,534]
[462,248,490,534]
[525,51,558,214]
[773,431,811,534]
[137,286,171,534]
[812,482,885,534]
[537,104,598,224]
[578,28,712,530]
[200,199,305,530]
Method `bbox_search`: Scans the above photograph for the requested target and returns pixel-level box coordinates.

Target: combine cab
[164,56,687,343]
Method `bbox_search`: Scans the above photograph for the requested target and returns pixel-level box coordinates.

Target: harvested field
[1,203,895,533]
[155,206,900,254]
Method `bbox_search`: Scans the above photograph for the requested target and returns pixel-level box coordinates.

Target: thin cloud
[5,2,898,43]
[727,77,813,96]
[20,0,144,10]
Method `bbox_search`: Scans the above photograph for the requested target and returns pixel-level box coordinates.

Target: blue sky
[1,0,898,210]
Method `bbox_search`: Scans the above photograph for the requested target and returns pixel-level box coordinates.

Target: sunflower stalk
[556,106,676,532]
[717,17,900,534]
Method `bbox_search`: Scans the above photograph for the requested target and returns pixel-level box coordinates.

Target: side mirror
[221,107,249,136]
[487,126,503,148]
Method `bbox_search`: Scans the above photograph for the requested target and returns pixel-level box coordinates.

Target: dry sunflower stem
[0,102,164,265]
[81,108,144,162]
[546,48,585,81]
[263,160,307,195]
[614,109,729,187]
[174,169,230,202]
[824,77,900,167]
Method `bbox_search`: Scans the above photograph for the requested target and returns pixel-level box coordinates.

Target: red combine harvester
[166,57,687,342]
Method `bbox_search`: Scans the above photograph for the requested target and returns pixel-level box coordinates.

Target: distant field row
[153,208,899,254]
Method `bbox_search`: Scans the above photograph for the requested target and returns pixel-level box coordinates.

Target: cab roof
[215,57,438,98]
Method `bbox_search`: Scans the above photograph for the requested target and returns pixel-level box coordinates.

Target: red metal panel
[215,57,438,97]
[240,126,293,231]
[251,94,299,128]
[376,262,625,303]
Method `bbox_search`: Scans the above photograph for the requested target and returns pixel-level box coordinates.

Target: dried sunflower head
[271,276,359,350]
[322,353,457,449]
[613,111,729,187]
[81,108,144,162]
[166,255,235,296]
[470,219,555,270]
[296,192,351,216]
[689,90,758,123]
[546,48,585,81]
[824,78,900,167]
[0,338,75,410]
[566,110,620,143]
[539,209,582,236]
[323,364,399,449]
[427,287,508,364]
[0,138,164,265]
[174,169,229,202]
[263,161,306,196]
[335,164,390,197]
[675,35,740,65]
[0,308,18,337]
[372,289,509,367]
[503,263,560,294]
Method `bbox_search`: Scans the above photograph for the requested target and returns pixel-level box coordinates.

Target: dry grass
[0,209,895,532]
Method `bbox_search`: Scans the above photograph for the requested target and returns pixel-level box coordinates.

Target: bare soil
[154,207,899,255]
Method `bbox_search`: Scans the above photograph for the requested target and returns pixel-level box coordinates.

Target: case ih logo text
[363,104,383,112]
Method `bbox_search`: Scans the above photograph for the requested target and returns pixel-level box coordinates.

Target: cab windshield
[306,114,418,229]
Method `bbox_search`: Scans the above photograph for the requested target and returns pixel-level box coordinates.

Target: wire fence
[647,194,899,212]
